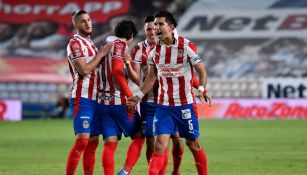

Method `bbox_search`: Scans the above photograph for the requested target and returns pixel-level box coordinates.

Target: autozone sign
[177,9,307,38]
[0,0,130,24]
[196,99,307,119]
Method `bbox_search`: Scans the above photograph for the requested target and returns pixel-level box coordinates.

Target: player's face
[75,13,92,36]
[144,21,157,43]
[154,17,173,42]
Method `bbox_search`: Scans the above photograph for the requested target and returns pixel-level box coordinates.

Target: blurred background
[1,0,307,121]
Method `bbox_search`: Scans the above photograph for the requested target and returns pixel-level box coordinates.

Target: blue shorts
[96,104,142,140]
[153,104,200,140]
[69,98,100,135]
[140,102,158,138]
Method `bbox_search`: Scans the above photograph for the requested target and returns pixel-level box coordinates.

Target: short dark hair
[155,10,177,27]
[144,15,155,23]
[72,10,88,22]
[115,20,137,40]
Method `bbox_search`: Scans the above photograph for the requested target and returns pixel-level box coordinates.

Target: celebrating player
[65,10,111,175]
[95,20,144,175]
[127,11,211,175]
[118,15,194,175]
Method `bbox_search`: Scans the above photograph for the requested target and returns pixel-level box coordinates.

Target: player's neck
[78,32,91,42]
[148,39,157,46]
[163,36,174,46]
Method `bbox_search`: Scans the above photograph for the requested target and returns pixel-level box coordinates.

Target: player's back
[98,38,129,105]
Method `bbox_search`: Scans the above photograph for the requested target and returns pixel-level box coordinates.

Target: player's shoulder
[176,35,198,53]
[113,39,127,49]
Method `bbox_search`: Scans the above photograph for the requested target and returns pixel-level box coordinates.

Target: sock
[66,139,89,175]
[83,139,99,175]
[146,144,154,164]
[122,137,145,174]
[159,148,169,175]
[102,142,118,175]
[148,152,165,175]
[192,149,208,175]
[172,146,184,175]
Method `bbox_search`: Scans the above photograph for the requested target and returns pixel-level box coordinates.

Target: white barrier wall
[0,100,22,121]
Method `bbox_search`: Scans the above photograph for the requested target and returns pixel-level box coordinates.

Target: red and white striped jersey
[67,34,99,100]
[148,35,203,106]
[131,39,159,103]
[98,37,131,105]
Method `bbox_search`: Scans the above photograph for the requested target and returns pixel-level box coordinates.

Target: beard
[79,28,92,36]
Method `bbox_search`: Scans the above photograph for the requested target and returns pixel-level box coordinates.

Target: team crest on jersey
[178,48,184,57]
[75,49,82,57]
[72,43,80,49]
[114,42,124,56]
[83,120,89,129]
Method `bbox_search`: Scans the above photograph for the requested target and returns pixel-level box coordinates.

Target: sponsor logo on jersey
[182,109,191,119]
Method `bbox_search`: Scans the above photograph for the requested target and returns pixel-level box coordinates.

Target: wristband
[135,91,144,99]
[198,86,205,93]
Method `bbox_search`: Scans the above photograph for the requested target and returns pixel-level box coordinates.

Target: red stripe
[74,78,83,117]
[177,36,184,63]
[166,77,174,106]
[141,44,147,65]
[165,47,172,64]
[132,45,140,60]
[153,81,159,103]
[88,70,95,99]
[158,77,164,105]
[178,76,187,105]
[106,54,115,105]
[154,45,161,63]
[96,70,100,100]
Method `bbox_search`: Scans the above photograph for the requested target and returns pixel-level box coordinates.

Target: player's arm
[73,43,111,76]
[188,41,211,105]
[192,74,199,88]
[127,49,157,107]
[124,52,141,85]
[112,58,133,97]
[140,65,157,96]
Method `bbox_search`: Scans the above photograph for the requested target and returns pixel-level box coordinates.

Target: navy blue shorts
[140,102,158,138]
[153,104,200,140]
[69,98,100,135]
[96,104,142,140]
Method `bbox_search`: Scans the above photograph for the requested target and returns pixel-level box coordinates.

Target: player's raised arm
[124,51,141,85]
[73,43,111,76]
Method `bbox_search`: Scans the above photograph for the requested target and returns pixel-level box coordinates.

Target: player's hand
[126,96,140,109]
[196,90,212,107]
[98,43,112,58]
[123,52,132,65]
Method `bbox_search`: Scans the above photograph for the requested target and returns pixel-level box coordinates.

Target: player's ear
[169,24,174,30]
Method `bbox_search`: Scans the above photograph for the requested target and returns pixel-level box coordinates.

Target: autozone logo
[177,9,307,38]
[224,102,307,118]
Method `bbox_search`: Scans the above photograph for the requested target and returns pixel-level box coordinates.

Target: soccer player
[118,15,190,175]
[65,10,111,175]
[96,20,143,175]
[127,11,211,175]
